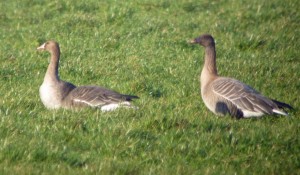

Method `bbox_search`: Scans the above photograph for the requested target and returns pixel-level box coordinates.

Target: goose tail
[271,99,293,116]
[272,99,293,110]
[123,95,139,101]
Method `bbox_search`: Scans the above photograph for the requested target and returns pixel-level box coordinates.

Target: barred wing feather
[212,78,275,115]
[69,86,138,107]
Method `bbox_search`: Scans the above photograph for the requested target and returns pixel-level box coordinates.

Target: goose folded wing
[70,86,128,107]
[212,78,275,114]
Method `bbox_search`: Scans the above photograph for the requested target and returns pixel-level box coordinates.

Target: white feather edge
[73,99,138,112]
[272,109,288,116]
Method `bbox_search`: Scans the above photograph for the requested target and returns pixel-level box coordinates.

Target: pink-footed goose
[37,41,138,111]
[189,34,293,118]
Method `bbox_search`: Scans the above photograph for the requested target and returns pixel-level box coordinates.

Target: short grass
[0,0,299,174]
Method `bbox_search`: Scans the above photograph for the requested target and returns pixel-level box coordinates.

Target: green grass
[0,0,299,174]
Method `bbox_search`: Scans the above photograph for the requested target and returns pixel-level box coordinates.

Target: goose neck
[200,45,218,87]
[203,45,218,76]
[44,48,60,82]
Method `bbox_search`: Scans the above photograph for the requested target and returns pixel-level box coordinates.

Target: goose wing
[212,78,275,115]
[68,86,138,107]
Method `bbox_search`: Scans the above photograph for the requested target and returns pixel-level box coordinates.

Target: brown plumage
[37,41,138,111]
[189,34,293,118]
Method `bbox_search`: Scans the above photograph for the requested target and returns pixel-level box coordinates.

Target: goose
[189,34,293,118]
[37,40,138,111]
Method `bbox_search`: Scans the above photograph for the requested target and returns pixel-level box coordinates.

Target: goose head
[37,41,60,54]
[189,34,215,47]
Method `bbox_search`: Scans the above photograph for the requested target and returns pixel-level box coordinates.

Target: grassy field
[0,0,299,174]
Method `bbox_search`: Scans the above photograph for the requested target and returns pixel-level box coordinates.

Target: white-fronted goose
[189,34,293,118]
[37,41,138,111]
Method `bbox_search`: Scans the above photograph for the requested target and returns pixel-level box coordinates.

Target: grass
[0,0,299,174]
